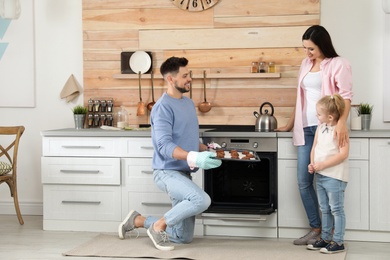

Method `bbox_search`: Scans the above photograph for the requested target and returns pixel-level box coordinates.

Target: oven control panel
[204,137,277,152]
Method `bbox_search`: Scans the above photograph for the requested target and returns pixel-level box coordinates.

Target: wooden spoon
[198,70,212,113]
[147,71,156,111]
[136,72,145,116]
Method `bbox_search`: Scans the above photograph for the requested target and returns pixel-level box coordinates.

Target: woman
[275,25,353,246]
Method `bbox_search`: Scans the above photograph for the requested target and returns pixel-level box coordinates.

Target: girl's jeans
[297,126,321,229]
[144,169,210,244]
[316,174,347,244]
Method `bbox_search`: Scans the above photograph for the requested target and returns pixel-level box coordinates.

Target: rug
[63,234,347,260]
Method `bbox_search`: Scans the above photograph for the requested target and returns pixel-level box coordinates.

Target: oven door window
[204,152,276,214]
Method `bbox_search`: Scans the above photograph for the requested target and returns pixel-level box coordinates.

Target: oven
[201,126,278,217]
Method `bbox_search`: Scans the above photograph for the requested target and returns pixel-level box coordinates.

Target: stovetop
[199,125,255,132]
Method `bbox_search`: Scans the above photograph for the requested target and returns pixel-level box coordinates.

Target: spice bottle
[107,100,113,112]
[268,62,275,73]
[259,62,267,73]
[251,62,259,73]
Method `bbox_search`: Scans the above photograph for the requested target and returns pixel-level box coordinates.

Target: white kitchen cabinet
[41,135,204,234]
[369,138,390,231]
[278,138,369,237]
[41,137,122,232]
[277,138,307,229]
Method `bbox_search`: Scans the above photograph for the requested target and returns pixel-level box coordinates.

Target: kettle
[253,102,277,132]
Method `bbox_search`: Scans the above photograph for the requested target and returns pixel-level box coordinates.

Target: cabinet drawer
[42,137,121,157]
[121,158,203,191]
[278,138,297,159]
[277,137,368,160]
[122,158,156,191]
[43,185,121,221]
[349,138,369,160]
[122,138,154,157]
[202,213,277,228]
[41,157,120,185]
[122,191,172,218]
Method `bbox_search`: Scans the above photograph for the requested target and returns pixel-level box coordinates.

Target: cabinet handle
[141,202,171,207]
[140,146,154,150]
[202,216,267,222]
[141,170,153,174]
[62,145,102,149]
[61,200,101,205]
[60,170,100,174]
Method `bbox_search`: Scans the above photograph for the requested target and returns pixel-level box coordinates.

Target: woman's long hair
[302,25,339,58]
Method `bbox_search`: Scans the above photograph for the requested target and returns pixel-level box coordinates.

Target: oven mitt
[187,151,222,170]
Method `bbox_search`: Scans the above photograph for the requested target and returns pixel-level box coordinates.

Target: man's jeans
[297,126,321,229]
[144,169,210,244]
[316,174,347,244]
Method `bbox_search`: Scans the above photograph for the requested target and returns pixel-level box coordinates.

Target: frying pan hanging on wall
[121,51,152,74]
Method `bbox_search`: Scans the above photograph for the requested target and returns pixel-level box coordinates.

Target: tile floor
[0,215,389,260]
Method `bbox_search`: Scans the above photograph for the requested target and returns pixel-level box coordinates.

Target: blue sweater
[150,92,200,171]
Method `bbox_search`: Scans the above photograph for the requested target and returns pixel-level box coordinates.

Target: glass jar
[116,106,128,128]
[251,62,259,73]
[259,62,267,73]
[268,62,275,73]
[107,100,113,112]
[88,99,94,112]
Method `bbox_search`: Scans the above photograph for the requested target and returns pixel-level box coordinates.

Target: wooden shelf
[112,73,281,80]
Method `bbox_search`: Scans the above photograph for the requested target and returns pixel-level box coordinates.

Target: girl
[307,94,349,254]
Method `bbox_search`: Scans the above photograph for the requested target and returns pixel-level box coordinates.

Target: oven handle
[202,216,267,221]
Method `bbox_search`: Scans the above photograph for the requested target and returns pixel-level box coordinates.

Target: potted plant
[357,103,373,131]
[72,105,88,129]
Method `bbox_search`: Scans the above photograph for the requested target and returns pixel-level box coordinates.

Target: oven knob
[221,142,227,148]
[253,142,258,148]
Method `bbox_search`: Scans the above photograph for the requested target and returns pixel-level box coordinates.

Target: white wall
[0,0,83,215]
[321,0,390,128]
[0,0,389,217]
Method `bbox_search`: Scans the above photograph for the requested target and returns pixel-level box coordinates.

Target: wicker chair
[0,126,25,225]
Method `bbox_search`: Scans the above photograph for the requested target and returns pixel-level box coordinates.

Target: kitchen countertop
[41,128,390,138]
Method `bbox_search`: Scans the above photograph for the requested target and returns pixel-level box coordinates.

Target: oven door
[204,152,277,215]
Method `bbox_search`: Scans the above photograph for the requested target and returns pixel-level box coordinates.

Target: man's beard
[175,85,189,94]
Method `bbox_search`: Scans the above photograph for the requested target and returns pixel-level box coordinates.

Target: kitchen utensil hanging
[198,70,212,113]
[189,70,193,99]
[136,72,145,116]
[147,71,156,111]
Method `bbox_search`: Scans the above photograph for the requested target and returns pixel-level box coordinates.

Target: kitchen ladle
[147,71,156,111]
[198,70,212,113]
[189,70,193,99]
[136,72,145,116]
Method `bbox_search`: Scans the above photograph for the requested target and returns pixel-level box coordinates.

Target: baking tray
[212,149,261,161]
[121,51,153,74]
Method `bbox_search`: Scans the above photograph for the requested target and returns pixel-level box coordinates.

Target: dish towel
[60,74,82,102]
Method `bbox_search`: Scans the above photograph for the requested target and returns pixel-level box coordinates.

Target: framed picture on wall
[0,0,35,108]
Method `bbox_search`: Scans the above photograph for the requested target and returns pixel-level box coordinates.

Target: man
[118,57,222,251]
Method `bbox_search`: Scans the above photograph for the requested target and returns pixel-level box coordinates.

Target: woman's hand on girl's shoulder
[274,125,292,132]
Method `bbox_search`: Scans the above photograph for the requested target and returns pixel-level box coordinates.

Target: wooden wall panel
[82,0,320,126]
[83,9,214,30]
[214,15,320,28]
[214,0,320,16]
[139,26,305,50]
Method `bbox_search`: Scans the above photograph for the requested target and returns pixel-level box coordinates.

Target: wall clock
[172,0,220,12]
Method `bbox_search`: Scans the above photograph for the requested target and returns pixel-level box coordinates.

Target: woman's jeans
[144,169,211,244]
[297,126,321,229]
[316,174,347,244]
